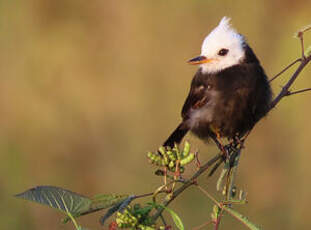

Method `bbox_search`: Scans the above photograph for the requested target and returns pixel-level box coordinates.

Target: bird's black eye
[218,48,229,56]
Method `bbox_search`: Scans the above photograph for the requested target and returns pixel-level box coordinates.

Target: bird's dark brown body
[163,45,272,147]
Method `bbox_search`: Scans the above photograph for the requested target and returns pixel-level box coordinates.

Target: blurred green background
[1,0,311,229]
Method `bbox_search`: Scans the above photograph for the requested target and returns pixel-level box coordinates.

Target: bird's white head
[188,17,246,74]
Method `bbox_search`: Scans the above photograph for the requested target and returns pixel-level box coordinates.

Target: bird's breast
[187,89,220,131]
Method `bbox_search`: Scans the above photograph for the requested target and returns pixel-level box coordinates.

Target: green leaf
[224,207,262,230]
[156,205,184,230]
[15,186,92,216]
[216,168,228,191]
[15,185,130,224]
[65,194,131,223]
[91,194,130,211]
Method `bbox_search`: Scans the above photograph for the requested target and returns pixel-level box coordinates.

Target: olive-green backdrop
[1,0,311,229]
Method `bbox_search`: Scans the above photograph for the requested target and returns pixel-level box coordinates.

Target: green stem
[67,212,81,230]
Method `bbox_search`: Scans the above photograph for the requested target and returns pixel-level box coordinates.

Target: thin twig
[208,158,224,177]
[192,220,213,230]
[159,214,167,226]
[285,87,311,96]
[298,32,306,60]
[214,212,223,230]
[270,55,311,109]
[196,185,220,206]
[134,192,156,199]
[269,58,301,82]
[196,185,255,230]
[195,185,223,230]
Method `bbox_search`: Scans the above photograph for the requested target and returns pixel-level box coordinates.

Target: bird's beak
[188,56,213,65]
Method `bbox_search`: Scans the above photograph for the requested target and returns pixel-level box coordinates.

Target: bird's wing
[181,70,210,120]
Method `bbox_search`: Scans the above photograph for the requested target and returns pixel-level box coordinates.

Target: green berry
[167,150,176,161]
[180,153,195,166]
[159,146,166,155]
[163,155,169,165]
[168,161,175,169]
[183,141,190,157]
[173,144,179,153]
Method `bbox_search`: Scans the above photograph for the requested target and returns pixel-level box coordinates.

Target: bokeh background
[1,0,311,229]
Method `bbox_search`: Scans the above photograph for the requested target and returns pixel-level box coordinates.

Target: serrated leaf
[224,207,261,230]
[15,186,92,216]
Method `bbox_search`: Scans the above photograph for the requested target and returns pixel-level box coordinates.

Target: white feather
[200,17,245,74]
[187,90,220,129]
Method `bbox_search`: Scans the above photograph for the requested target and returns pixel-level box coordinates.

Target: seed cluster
[147,141,195,173]
[115,205,160,230]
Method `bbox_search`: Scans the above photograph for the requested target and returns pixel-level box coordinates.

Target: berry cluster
[115,204,159,230]
[147,141,195,173]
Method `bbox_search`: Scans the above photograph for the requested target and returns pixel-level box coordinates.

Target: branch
[270,55,311,109]
[269,58,301,82]
[285,87,311,96]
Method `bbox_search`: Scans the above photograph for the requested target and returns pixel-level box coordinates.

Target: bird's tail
[163,123,189,148]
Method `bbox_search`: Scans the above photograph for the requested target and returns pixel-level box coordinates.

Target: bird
[162,17,272,151]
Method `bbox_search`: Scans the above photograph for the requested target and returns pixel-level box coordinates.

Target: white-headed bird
[163,17,272,149]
